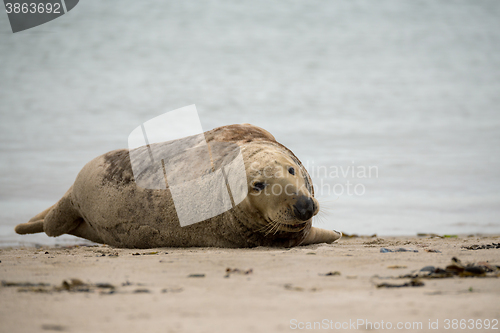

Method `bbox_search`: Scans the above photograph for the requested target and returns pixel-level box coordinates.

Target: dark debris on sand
[2,279,117,294]
[374,257,499,289]
[377,278,425,288]
[224,267,253,278]
[400,257,500,279]
[462,243,500,250]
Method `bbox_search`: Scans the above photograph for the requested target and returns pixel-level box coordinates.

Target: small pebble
[420,266,436,272]
[284,284,304,291]
[424,249,442,253]
[95,283,115,289]
[133,289,150,293]
[380,247,418,253]
[187,274,205,278]
[161,287,183,293]
[41,324,66,331]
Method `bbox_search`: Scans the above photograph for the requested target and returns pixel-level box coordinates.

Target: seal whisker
[316,196,338,210]
[313,214,328,226]
[260,217,284,236]
[272,221,282,235]
[258,224,272,235]
[256,218,276,235]
[269,220,282,236]
[316,209,330,219]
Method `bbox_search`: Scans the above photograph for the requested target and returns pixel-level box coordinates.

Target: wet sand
[0,235,499,333]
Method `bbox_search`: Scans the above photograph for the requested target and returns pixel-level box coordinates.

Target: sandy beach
[2,2,500,332]
[0,235,499,333]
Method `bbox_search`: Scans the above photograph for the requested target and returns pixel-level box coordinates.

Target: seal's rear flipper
[28,204,55,222]
[300,227,342,245]
[15,203,56,234]
[15,221,44,234]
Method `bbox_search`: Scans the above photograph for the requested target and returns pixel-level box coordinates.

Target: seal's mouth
[258,217,309,235]
[279,220,309,232]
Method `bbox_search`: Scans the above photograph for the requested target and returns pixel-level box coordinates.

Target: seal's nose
[293,195,315,221]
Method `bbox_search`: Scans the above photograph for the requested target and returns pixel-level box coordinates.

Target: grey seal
[15,124,341,248]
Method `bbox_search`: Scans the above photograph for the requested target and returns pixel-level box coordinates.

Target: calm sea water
[1,0,499,246]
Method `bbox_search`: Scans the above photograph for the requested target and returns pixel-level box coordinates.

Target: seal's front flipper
[300,227,342,245]
[15,220,44,234]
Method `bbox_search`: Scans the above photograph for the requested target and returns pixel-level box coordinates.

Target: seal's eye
[288,167,295,175]
[253,182,266,191]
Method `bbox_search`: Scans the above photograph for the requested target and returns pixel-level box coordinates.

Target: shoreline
[1,235,499,332]
[1,232,498,249]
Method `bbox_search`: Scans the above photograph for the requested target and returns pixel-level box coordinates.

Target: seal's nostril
[293,196,314,221]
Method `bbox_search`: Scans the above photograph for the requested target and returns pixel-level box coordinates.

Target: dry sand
[0,235,499,333]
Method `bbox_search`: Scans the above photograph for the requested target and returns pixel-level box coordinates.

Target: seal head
[242,144,319,235]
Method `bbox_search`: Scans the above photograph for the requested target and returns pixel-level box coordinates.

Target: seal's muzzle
[293,195,315,221]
